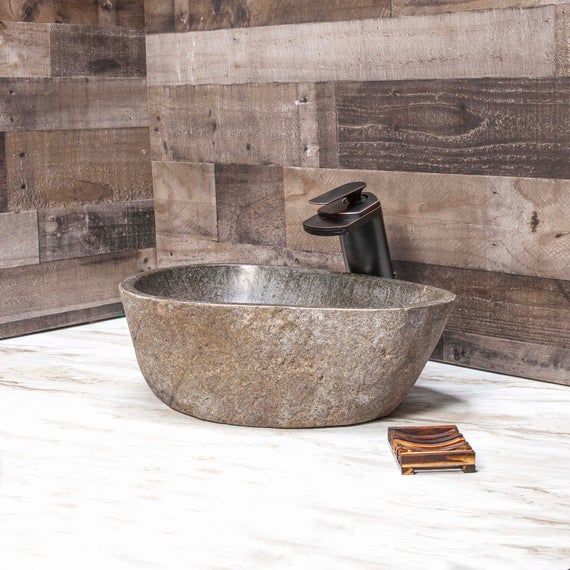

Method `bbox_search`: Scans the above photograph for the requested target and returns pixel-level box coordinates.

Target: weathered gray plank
[148,83,318,166]
[0,210,39,268]
[152,160,217,264]
[393,0,566,16]
[0,77,148,131]
[442,331,570,386]
[0,21,50,78]
[147,0,390,32]
[50,24,146,78]
[5,128,152,211]
[395,261,570,351]
[146,6,555,86]
[215,164,285,247]
[284,167,570,280]
[334,77,570,179]
[0,248,155,324]
[0,132,6,212]
[556,4,569,77]
[38,200,155,262]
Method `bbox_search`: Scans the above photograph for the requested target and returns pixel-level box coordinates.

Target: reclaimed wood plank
[0,248,156,328]
[5,128,152,210]
[97,0,117,26]
[38,200,155,262]
[335,77,570,179]
[0,132,6,212]
[442,331,570,386]
[556,4,569,77]
[146,6,555,86]
[153,161,217,264]
[0,21,50,78]
[0,210,39,268]
[284,167,570,280]
[393,0,567,16]
[148,83,318,166]
[116,0,145,28]
[0,77,148,131]
[50,24,145,78]
[215,163,285,247]
[395,261,570,350]
[144,0,174,33]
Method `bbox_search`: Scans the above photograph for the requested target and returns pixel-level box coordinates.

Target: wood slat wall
[146,2,570,384]
[0,3,155,339]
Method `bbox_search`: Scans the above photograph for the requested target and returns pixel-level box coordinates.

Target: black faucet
[303,182,394,279]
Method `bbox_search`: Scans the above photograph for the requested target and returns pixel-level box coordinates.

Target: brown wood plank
[144,0,174,33]
[0,132,6,212]
[393,0,566,16]
[97,0,117,26]
[50,24,145,78]
[0,248,155,325]
[5,128,152,211]
[0,210,39,268]
[146,6,555,85]
[0,77,148,131]
[0,301,124,340]
[556,4,569,77]
[38,200,155,262]
[116,0,145,28]
[215,164,285,247]
[395,261,570,351]
[442,331,570,386]
[148,83,318,167]
[0,21,50,78]
[284,167,570,280]
[335,77,570,179]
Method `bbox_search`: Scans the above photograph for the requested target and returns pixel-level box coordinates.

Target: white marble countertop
[0,318,568,569]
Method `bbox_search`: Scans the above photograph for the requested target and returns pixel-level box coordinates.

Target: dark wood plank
[395,261,570,350]
[0,78,148,131]
[215,164,285,247]
[148,83,318,167]
[50,24,145,78]
[0,248,155,327]
[144,0,174,33]
[0,210,39,268]
[116,0,145,28]
[335,77,570,179]
[0,133,6,212]
[5,128,152,211]
[442,331,570,386]
[38,200,155,262]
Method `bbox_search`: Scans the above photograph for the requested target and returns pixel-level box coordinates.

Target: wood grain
[38,200,155,262]
[0,210,39,268]
[50,24,146,78]
[395,261,570,350]
[0,21,50,78]
[148,83,318,166]
[442,331,570,386]
[0,77,148,131]
[97,0,117,26]
[5,128,152,210]
[146,6,555,86]
[115,0,145,28]
[215,163,285,247]
[556,4,569,77]
[147,0,390,33]
[0,248,155,330]
[153,160,217,264]
[334,77,570,179]
[392,0,567,16]
[284,167,570,280]
[0,133,6,212]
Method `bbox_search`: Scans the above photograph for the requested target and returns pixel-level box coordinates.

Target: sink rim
[120,263,456,312]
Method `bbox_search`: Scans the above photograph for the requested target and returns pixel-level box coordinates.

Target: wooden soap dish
[388,424,476,475]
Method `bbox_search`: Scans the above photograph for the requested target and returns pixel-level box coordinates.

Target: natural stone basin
[120,264,455,428]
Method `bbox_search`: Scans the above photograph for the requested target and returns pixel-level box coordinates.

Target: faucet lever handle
[308,182,367,206]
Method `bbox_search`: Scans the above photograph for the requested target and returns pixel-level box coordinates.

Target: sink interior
[130,264,454,310]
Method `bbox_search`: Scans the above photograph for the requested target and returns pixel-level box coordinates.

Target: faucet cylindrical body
[340,212,394,278]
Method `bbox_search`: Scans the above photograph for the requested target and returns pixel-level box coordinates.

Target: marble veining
[0,319,568,569]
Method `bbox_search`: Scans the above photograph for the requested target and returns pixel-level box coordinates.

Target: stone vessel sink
[120,264,455,428]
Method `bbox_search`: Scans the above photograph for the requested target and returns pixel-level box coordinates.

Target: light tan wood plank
[556,4,569,76]
[0,78,148,131]
[5,128,152,210]
[284,167,570,280]
[0,210,39,268]
[393,0,567,17]
[98,0,117,26]
[0,248,155,323]
[149,83,318,166]
[0,21,50,78]
[146,6,555,86]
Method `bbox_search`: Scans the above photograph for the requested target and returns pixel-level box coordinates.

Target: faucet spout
[303,182,394,278]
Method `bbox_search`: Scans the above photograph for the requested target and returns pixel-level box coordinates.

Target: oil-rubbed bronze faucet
[303,182,394,278]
